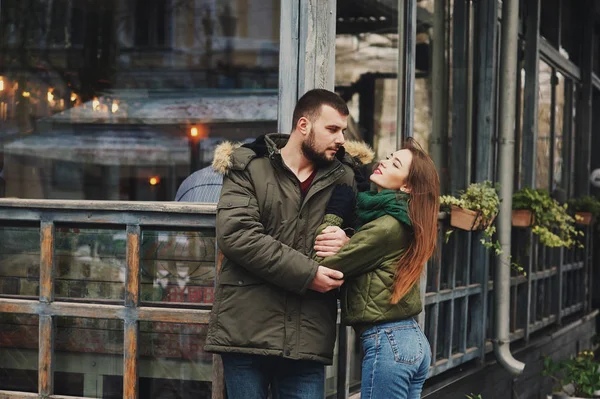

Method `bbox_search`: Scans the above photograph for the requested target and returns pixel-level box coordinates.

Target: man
[204,89,370,398]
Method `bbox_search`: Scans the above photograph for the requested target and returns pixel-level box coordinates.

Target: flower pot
[449,205,490,231]
[575,211,593,226]
[512,209,534,227]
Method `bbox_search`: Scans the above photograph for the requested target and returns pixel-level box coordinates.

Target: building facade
[0,0,598,398]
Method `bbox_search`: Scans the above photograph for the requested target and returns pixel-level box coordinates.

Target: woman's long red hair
[390,138,440,304]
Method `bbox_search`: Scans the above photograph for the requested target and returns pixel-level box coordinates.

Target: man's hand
[308,266,344,293]
[314,226,350,258]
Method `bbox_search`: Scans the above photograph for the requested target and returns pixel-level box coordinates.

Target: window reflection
[141,229,216,305]
[536,61,552,190]
[0,0,280,201]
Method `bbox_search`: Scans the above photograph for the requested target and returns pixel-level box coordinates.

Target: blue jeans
[360,319,431,399]
[221,353,325,399]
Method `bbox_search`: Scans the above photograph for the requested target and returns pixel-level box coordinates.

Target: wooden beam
[397,0,417,142]
[472,0,498,362]
[40,221,54,303]
[0,209,216,228]
[38,315,54,396]
[0,299,211,323]
[123,320,139,399]
[574,0,594,196]
[298,0,336,94]
[0,199,217,214]
[277,0,299,134]
[125,225,140,308]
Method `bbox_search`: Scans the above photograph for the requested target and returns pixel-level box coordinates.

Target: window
[0,0,280,201]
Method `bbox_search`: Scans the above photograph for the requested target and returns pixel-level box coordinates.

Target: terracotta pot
[512,209,534,227]
[575,211,593,226]
[449,205,492,231]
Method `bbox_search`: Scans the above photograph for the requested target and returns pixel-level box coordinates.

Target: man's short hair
[291,89,349,131]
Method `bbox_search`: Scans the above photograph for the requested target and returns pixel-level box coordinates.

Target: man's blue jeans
[221,353,325,399]
[359,319,431,399]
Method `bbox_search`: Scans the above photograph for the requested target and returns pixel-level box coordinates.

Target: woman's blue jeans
[360,319,431,399]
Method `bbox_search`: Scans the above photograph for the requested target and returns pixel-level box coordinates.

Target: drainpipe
[494,0,526,377]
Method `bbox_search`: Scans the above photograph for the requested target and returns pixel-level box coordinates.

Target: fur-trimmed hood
[212,134,374,175]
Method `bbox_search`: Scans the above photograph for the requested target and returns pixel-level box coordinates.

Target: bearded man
[205,89,373,399]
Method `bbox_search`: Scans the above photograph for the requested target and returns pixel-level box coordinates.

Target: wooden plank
[39,315,54,396]
[298,0,336,94]
[424,284,482,304]
[125,225,141,308]
[539,37,581,81]
[0,199,217,214]
[0,391,39,399]
[525,230,534,340]
[0,299,211,323]
[399,0,417,141]
[277,0,299,134]
[472,0,497,362]
[211,248,226,399]
[574,0,594,196]
[123,320,138,399]
[335,325,351,399]
[40,221,55,303]
[0,209,217,228]
[211,354,226,399]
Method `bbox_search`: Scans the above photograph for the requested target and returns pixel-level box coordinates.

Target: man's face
[301,105,347,167]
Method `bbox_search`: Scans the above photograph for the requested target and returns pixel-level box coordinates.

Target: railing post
[39,220,55,396]
[124,224,140,399]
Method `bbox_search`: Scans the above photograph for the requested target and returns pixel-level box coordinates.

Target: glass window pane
[140,229,216,305]
[536,61,552,190]
[0,0,280,201]
[0,313,39,393]
[0,225,39,296]
[139,321,212,398]
[54,317,124,398]
[55,227,126,301]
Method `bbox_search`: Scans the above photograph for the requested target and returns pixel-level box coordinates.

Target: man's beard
[301,129,338,168]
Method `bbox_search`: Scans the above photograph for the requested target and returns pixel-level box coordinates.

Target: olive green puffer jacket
[317,213,422,329]
[204,134,374,364]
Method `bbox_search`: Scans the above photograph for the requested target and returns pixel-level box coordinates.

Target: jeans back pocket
[384,326,424,365]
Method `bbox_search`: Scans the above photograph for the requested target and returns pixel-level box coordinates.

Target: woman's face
[370,149,413,192]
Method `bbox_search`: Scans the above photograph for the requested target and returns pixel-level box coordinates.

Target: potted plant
[543,351,600,398]
[512,188,583,249]
[440,181,501,254]
[512,209,535,227]
[567,196,600,226]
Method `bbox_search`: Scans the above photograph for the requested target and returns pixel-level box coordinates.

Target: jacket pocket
[217,195,251,210]
[218,259,263,286]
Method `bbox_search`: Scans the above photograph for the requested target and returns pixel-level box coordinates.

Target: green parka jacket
[204,134,373,364]
[317,208,422,331]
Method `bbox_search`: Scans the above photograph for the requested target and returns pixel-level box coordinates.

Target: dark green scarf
[355,190,412,230]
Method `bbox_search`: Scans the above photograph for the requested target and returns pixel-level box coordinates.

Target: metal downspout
[494,0,526,377]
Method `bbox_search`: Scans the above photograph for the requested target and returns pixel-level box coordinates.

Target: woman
[314,137,440,399]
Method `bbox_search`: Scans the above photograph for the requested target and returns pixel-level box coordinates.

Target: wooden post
[124,225,140,399]
[472,0,498,362]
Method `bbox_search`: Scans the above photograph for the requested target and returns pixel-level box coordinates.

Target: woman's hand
[314,226,350,257]
[325,184,355,222]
